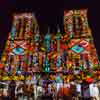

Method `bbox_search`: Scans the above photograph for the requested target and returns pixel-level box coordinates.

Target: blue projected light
[71,45,84,53]
[13,47,24,55]
[11,25,16,40]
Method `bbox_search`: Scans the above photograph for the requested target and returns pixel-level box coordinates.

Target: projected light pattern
[13,47,24,55]
[71,45,84,53]
[0,10,99,84]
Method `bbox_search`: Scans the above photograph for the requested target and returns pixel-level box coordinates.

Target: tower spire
[57,25,60,33]
[48,26,50,33]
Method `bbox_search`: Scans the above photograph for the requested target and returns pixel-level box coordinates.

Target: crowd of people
[0,80,81,100]
[0,80,99,100]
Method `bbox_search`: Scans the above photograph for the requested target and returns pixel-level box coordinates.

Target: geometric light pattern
[79,40,89,47]
[12,47,24,55]
[64,9,100,84]
[71,44,84,53]
[0,10,99,85]
[0,10,99,100]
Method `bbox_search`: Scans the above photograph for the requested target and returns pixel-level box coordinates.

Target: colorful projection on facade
[0,10,100,83]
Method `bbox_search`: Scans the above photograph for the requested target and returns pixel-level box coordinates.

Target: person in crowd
[27,84,34,99]
[16,81,24,100]
[23,82,29,100]
[8,80,16,100]
[90,84,99,100]
[0,89,3,100]
[49,83,57,99]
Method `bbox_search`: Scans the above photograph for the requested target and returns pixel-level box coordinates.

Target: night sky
[0,0,100,59]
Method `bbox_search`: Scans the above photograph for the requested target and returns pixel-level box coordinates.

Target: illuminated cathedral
[0,9,100,84]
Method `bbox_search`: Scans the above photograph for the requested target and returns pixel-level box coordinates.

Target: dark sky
[0,0,100,58]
